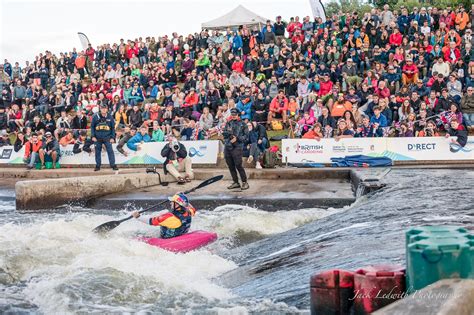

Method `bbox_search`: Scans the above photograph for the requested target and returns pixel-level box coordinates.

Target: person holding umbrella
[223,108,249,190]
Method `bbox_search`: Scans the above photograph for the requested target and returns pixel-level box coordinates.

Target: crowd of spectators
[0,4,473,168]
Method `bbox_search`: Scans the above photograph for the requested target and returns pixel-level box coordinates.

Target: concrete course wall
[12,167,394,211]
[13,168,353,211]
[15,173,161,210]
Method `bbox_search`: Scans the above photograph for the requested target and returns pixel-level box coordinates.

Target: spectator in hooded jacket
[236,96,252,122]
[268,90,288,128]
[127,125,151,151]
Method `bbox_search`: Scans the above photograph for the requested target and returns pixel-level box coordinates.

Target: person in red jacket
[85,43,95,73]
[231,56,244,73]
[74,52,86,79]
[318,74,333,97]
[268,90,289,128]
[402,59,419,86]
[443,41,461,64]
[291,30,305,44]
[24,133,43,170]
[184,88,199,107]
[389,28,402,47]
[374,81,391,99]
[126,41,139,60]
[286,16,302,38]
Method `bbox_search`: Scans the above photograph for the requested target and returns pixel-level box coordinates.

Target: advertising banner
[385,137,474,161]
[282,138,386,163]
[282,137,474,163]
[0,140,220,165]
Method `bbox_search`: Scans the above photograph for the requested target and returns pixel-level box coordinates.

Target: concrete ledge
[374,279,474,315]
[15,173,161,210]
[193,168,351,180]
[0,168,145,179]
[12,168,381,211]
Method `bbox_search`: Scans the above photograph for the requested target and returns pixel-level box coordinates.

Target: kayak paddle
[92,175,223,234]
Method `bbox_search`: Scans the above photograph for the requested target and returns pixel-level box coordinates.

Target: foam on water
[0,214,236,313]
[194,205,346,238]
[0,201,330,313]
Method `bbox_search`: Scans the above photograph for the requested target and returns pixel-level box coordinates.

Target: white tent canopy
[201,5,271,31]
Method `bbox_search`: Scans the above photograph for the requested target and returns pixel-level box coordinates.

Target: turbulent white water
[0,199,336,314]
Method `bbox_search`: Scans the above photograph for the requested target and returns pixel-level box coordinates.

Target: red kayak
[138,230,218,253]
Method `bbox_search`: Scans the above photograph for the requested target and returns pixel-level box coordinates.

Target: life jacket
[95,114,111,132]
[160,208,192,239]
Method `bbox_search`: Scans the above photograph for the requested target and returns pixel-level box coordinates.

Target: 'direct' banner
[282,137,474,163]
[384,137,474,161]
[0,140,220,165]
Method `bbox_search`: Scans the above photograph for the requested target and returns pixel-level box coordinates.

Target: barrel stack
[309,225,474,315]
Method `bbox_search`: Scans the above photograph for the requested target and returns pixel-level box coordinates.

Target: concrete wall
[374,279,474,315]
[15,173,161,210]
[12,167,393,211]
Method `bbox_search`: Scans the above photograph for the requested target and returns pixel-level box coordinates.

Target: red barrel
[353,265,406,315]
[310,269,354,315]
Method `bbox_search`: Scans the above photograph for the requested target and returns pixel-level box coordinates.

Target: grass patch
[267,129,290,149]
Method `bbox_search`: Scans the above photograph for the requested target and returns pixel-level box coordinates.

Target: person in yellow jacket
[455,7,469,31]
[114,104,128,128]
[356,30,370,49]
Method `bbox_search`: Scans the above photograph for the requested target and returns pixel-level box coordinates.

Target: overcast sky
[0,0,323,66]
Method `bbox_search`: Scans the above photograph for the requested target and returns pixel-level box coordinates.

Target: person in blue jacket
[236,95,252,121]
[127,125,151,151]
[91,104,118,171]
[397,8,410,34]
[369,106,388,128]
[231,31,243,56]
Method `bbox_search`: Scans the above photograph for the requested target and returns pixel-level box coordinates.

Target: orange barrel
[310,269,354,315]
[353,265,406,315]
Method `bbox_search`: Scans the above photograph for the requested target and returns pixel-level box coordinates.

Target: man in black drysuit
[222,108,249,190]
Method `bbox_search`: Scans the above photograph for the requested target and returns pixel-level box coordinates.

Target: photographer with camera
[161,137,193,185]
[417,120,440,137]
[223,108,250,190]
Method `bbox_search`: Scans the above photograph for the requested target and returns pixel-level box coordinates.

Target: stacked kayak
[138,230,217,253]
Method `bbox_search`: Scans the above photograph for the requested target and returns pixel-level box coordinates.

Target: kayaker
[131,193,196,238]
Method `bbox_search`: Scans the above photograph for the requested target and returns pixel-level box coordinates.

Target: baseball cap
[230,108,239,115]
[100,104,108,108]
[45,131,52,137]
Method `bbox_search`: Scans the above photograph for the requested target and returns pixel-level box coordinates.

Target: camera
[171,140,180,152]
[146,166,156,174]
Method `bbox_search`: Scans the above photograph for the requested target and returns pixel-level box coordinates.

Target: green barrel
[407,238,474,291]
[405,226,469,248]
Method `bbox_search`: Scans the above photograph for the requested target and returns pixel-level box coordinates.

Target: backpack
[271,120,283,131]
[260,146,280,168]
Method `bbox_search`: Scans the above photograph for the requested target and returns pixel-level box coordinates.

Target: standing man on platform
[91,104,118,171]
[223,108,249,190]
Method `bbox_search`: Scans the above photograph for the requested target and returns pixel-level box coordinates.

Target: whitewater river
[0,169,473,314]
